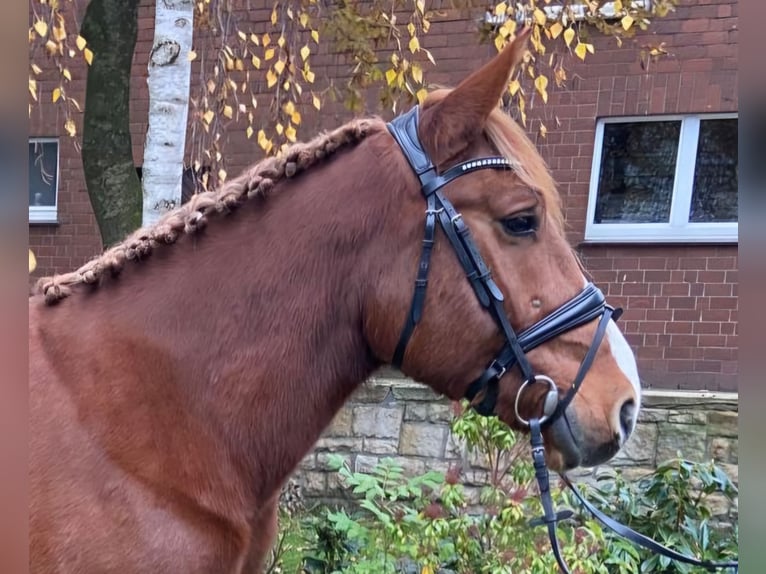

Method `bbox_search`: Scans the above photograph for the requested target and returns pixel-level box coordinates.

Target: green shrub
[270,402,738,574]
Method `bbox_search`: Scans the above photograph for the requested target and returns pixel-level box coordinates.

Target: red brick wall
[28,0,739,391]
[531,0,739,391]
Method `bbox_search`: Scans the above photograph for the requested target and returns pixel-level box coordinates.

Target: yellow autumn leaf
[574,42,587,60]
[277,35,286,48]
[265,48,275,61]
[84,48,93,65]
[549,21,563,39]
[416,0,425,14]
[563,27,575,47]
[75,35,87,50]
[586,43,595,54]
[416,87,428,103]
[188,49,197,61]
[250,33,260,45]
[275,122,284,135]
[53,23,66,42]
[312,94,321,110]
[223,105,233,119]
[494,2,507,16]
[421,566,434,574]
[300,44,310,61]
[411,64,423,84]
[539,122,547,138]
[621,14,634,31]
[29,249,37,273]
[508,79,520,96]
[246,125,254,139]
[31,64,42,75]
[218,168,227,183]
[311,30,319,44]
[304,70,315,83]
[266,69,277,88]
[270,7,278,25]
[533,8,546,26]
[285,124,297,142]
[385,68,397,86]
[64,118,76,136]
[33,20,48,38]
[62,68,71,81]
[299,12,309,27]
[283,100,295,116]
[262,33,271,47]
[28,78,37,100]
[291,110,301,125]
[408,36,420,53]
[274,59,285,74]
[534,75,548,103]
[203,110,214,124]
[252,55,261,69]
[52,87,61,103]
[494,34,505,52]
[237,30,247,41]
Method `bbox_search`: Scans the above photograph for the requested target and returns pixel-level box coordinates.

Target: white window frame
[28,137,60,224]
[584,113,738,244]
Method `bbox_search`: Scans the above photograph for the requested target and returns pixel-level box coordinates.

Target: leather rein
[386,105,738,574]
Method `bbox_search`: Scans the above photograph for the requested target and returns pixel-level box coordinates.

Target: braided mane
[33,117,378,305]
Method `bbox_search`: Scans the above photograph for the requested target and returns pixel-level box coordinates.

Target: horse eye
[501,214,538,237]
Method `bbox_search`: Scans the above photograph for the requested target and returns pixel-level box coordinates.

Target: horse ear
[418,26,531,166]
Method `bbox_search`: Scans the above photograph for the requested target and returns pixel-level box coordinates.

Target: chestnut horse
[29,30,641,573]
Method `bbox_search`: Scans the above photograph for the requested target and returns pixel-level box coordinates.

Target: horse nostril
[619,399,636,440]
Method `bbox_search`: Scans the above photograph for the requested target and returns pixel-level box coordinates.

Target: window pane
[689,119,738,223]
[29,140,58,207]
[594,121,681,224]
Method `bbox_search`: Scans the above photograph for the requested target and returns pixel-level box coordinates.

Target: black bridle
[386,105,738,574]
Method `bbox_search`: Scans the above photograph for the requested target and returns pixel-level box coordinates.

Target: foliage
[28,0,677,190]
[584,459,739,573]
[267,403,738,574]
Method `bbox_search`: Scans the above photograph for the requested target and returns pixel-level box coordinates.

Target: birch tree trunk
[142,0,194,226]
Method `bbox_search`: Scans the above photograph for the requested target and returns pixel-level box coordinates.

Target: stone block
[314,437,363,453]
[352,406,404,438]
[355,455,380,474]
[667,411,708,424]
[388,456,426,476]
[302,471,328,497]
[363,438,399,455]
[351,383,393,404]
[707,411,738,438]
[391,384,442,402]
[708,437,737,464]
[638,408,667,423]
[655,423,707,463]
[467,447,492,471]
[612,422,658,466]
[426,403,455,423]
[445,432,466,460]
[299,454,317,471]
[404,403,428,422]
[317,452,350,471]
[325,408,353,437]
[400,422,447,457]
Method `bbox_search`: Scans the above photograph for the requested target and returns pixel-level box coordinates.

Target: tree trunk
[142,0,194,226]
[80,0,142,248]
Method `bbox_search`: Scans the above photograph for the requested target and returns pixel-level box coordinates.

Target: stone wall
[294,375,738,518]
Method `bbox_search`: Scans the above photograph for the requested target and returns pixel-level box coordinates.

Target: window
[29,138,59,224]
[585,114,738,243]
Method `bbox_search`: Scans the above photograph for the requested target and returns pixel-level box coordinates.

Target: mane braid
[34,117,377,305]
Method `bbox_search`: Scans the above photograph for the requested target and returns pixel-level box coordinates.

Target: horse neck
[77,132,406,505]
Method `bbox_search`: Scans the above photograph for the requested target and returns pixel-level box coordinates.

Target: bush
[269,402,738,574]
